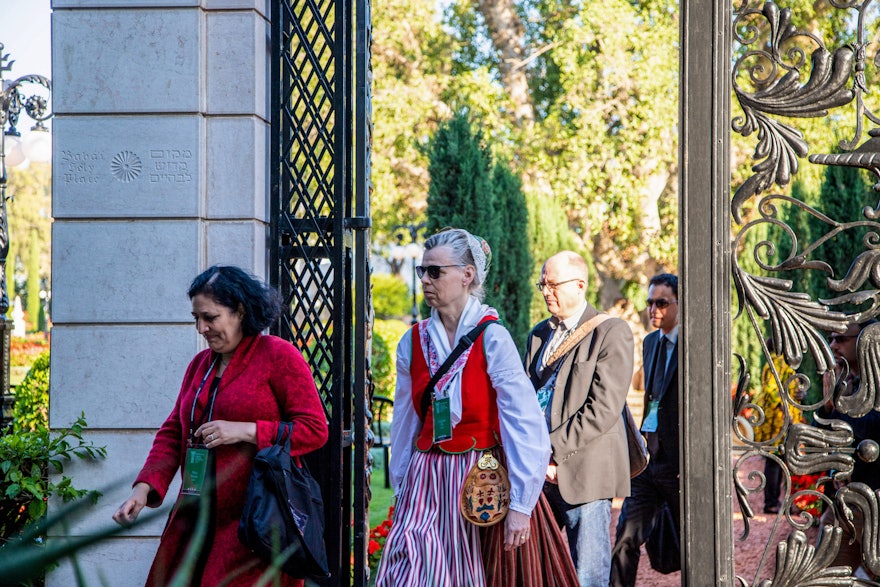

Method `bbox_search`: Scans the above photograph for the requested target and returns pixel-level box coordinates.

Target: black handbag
[238,422,330,579]
[645,502,681,574]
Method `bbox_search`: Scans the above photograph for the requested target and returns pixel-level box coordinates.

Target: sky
[0,0,52,80]
[0,0,52,145]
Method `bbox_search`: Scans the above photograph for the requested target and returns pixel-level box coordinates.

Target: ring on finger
[209,434,214,441]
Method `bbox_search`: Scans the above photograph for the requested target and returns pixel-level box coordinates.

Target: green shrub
[371,319,410,401]
[373,273,415,319]
[0,413,106,541]
[12,351,49,433]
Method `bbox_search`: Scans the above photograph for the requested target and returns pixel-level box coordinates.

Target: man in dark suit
[817,319,880,574]
[525,251,634,586]
[610,273,680,586]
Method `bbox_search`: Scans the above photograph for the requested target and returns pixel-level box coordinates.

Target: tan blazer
[525,304,635,505]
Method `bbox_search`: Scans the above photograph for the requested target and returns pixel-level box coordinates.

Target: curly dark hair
[188,265,282,336]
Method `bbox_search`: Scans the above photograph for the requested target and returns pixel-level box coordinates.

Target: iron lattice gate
[270,0,373,583]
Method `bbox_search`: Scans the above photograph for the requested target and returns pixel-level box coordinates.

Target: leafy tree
[4,163,51,320]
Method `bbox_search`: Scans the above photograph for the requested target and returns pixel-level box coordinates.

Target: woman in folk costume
[376,228,578,586]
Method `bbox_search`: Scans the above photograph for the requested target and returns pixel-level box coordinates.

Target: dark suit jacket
[642,328,679,470]
[525,304,634,505]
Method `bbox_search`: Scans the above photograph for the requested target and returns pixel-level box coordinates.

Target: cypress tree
[426,111,533,349]
[490,160,533,352]
[26,230,40,331]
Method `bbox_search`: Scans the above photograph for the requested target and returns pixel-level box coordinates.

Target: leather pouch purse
[460,450,510,527]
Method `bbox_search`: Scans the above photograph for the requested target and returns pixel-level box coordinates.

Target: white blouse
[389,296,551,516]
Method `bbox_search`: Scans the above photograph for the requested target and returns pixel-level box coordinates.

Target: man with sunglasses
[816,319,880,576]
[525,251,634,586]
[610,273,680,586]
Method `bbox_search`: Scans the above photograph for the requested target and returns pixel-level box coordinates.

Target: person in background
[113,265,328,587]
[817,319,880,575]
[610,273,680,587]
[377,228,578,587]
[524,251,634,587]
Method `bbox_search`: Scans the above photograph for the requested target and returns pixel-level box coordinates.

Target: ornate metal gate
[270,0,880,583]
[687,0,880,584]
[269,0,373,584]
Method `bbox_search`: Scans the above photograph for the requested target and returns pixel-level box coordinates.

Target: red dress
[134,334,328,587]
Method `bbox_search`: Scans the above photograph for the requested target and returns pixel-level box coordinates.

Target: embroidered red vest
[412,319,501,453]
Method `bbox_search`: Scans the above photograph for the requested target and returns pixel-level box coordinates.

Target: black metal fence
[270,0,372,584]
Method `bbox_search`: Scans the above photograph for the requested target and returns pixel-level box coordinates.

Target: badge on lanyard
[641,399,660,433]
[433,395,453,443]
[182,445,210,495]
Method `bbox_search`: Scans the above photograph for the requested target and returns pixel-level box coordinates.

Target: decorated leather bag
[459,450,510,527]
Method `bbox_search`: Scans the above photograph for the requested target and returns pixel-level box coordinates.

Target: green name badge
[433,396,453,443]
[182,446,209,496]
[641,400,660,433]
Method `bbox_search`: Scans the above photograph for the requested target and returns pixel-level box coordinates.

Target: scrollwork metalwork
[732,2,855,222]
[836,482,880,576]
[732,1,880,584]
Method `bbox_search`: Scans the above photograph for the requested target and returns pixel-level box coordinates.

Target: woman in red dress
[113,265,328,586]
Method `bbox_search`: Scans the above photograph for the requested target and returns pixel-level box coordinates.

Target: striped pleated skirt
[375,449,578,587]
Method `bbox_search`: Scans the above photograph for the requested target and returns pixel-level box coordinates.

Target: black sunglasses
[829,334,856,343]
[647,298,677,309]
[415,264,465,279]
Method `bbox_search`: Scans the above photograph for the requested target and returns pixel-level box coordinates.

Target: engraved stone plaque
[53,116,204,218]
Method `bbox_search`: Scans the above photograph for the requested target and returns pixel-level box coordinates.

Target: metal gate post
[679,0,734,584]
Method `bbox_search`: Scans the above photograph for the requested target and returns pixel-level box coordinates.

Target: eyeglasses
[535,278,581,292]
[415,264,465,279]
[647,298,677,309]
[829,334,857,343]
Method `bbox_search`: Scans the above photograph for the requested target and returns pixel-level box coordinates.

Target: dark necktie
[646,335,667,455]
[649,335,668,400]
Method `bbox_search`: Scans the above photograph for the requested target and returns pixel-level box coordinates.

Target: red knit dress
[134,334,328,587]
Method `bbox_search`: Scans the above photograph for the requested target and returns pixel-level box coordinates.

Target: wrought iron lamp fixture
[0,43,51,427]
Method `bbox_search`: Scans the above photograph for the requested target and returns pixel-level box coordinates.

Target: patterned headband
[466,232,492,285]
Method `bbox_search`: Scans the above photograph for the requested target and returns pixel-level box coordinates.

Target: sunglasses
[829,334,856,343]
[415,264,465,279]
[647,298,677,309]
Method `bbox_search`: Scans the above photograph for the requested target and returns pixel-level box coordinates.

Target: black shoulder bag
[238,422,330,579]
[418,319,499,420]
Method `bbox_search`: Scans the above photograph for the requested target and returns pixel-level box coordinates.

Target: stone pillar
[48,1,270,584]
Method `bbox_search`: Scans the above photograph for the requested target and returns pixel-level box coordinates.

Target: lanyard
[189,356,221,444]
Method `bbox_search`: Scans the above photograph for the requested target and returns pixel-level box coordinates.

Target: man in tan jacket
[525,251,634,586]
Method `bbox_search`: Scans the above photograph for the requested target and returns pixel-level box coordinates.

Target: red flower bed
[368,505,394,575]
[10,334,49,367]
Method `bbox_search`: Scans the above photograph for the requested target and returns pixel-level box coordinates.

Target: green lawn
[369,447,394,528]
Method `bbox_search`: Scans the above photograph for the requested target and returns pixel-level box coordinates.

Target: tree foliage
[425,111,533,348]
[371,0,680,320]
[5,162,51,327]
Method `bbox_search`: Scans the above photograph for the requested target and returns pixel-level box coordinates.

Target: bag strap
[543,313,611,370]
[418,319,499,420]
[275,421,294,446]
